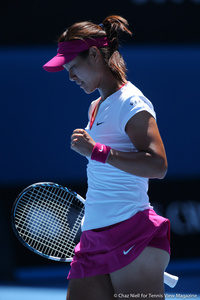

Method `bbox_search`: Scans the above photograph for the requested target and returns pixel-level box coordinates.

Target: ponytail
[102,15,132,52]
[100,15,132,82]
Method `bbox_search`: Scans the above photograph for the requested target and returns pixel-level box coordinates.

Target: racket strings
[16,194,79,257]
[16,188,68,236]
[38,186,81,254]
[15,191,68,257]
[16,187,42,232]
[14,184,84,259]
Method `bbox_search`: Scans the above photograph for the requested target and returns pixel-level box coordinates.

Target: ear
[89,47,101,62]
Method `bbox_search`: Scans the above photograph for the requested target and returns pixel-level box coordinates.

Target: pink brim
[43,55,66,72]
[43,53,78,72]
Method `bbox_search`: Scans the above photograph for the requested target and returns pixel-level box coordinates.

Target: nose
[69,69,77,82]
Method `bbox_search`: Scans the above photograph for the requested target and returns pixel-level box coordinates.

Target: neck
[98,70,127,102]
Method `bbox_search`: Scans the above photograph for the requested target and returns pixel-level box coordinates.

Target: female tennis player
[43,15,170,300]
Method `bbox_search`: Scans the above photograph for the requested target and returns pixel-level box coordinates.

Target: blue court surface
[0,259,199,300]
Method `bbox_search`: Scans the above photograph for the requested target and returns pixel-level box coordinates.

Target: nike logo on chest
[96,122,104,126]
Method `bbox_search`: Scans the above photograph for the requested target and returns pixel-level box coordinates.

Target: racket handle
[164,271,179,288]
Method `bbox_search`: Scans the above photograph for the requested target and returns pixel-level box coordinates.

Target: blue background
[1,45,199,186]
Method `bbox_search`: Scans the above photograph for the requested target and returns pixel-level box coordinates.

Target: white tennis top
[83,81,155,231]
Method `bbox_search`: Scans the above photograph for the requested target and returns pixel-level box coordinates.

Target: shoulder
[120,82,155,115]
[117,82,156,132]
[120,81,144,100]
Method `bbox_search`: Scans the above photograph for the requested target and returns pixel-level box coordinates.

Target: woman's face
[63,49,103,94]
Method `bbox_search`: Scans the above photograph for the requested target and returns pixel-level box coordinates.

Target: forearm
[107,148,168,179]
[70,128,168,179]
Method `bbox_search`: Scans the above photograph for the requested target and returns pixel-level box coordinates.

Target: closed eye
[70,65,75,71]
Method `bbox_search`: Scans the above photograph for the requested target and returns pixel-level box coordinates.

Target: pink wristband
[91,142,111,163]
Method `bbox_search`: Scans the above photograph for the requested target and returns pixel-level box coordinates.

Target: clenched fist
[70,129,96,157]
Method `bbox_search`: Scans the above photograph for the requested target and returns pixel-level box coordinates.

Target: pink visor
[43,37,110,72]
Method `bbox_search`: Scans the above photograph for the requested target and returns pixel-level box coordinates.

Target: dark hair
[58,15,132,82]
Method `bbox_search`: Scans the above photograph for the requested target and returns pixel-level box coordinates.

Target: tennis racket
[12,182,178,287]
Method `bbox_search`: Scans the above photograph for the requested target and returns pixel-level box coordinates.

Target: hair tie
[99,23,105,30]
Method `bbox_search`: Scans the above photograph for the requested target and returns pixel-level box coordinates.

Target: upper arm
[125,111,167,160]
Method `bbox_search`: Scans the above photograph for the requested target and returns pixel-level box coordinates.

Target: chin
[82,86,96,95]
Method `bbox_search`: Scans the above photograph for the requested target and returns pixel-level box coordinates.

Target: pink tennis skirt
[67,209,170,279]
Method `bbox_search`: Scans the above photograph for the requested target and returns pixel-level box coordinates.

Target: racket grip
[164,271,179,288]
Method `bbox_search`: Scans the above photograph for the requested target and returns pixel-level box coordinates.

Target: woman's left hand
[70,129,96,157]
